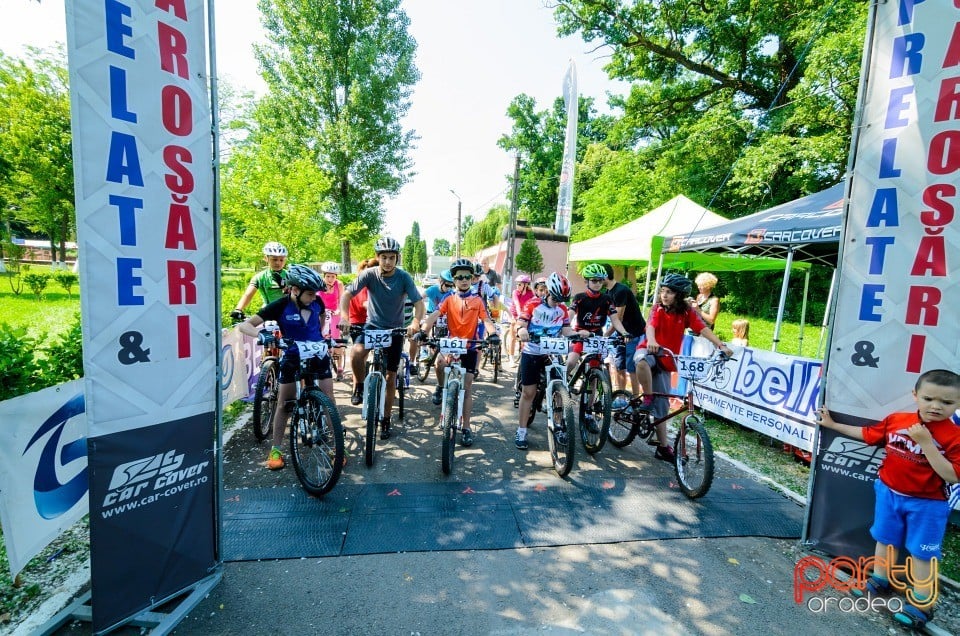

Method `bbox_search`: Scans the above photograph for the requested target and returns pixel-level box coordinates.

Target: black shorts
[362,328,405,373]
[278,354,332,384]
[518,353,549,387]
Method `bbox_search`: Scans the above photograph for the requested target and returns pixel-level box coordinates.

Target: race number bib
[675,356,711,381]
[438,337,467,355]
[296,340,329,359]
[540,337,569,355]
[366,329,393,349]
[582,336,607,355]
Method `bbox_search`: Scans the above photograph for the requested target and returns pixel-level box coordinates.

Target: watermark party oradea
[794,547,938,614]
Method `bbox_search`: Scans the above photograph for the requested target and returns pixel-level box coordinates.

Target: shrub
[52,270,79,297]
[0,323,40,400]
[37,312,84,385]
[22,272,49,299]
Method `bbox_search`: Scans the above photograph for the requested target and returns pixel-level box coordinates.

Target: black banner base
[35,570,221,635]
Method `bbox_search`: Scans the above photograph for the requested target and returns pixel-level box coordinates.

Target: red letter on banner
[157,22,188,79]
[155,0,188,21]
[167,260,197,304]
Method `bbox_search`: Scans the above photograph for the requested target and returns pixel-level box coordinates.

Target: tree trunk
[341,239,352,274]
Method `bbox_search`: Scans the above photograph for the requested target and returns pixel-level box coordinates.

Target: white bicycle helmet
[374,236,401,254]
[320,261,341,274]
[546,272,571,301]
[263,242,288,257]
[286,264,326,292]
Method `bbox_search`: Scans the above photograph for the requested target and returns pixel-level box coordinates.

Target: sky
[0,0,626,251]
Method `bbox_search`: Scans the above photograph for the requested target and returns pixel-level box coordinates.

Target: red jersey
[861,412,960,500]
[348,287,368,324]
[646,304,707,372]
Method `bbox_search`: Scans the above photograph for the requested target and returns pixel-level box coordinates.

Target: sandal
[850,575,890,598]
[893,603,932,630]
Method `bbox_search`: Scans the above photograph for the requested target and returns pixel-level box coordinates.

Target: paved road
[47,357,930,635]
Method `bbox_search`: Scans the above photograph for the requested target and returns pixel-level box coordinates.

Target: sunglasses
[441,282,453,287]
[588,278,605,283]
[453,274,473,281]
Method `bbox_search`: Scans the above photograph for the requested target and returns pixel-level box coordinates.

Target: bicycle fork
[360,373,388,421]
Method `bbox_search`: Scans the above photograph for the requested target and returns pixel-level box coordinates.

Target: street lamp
[449,189,462,258]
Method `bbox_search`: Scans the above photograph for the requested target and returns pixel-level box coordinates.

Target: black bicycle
[415,317,447,383]
[567,334,619,455]
[479,327,502,383]
[259,333,346,497]
[252,320,282,442]
[520,335,578,477]
[608,348,732,498]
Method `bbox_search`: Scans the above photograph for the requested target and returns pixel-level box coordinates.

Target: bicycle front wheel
[417,349,434,383]
[546,384,577,477]
[252,358,279,441]
[364,375,382,467]
[607,389,638,448]
[579,368,612,454]
[396,368,406,419]
[674,414,714,499]
[440,381,460,475]
[290,389,344,497]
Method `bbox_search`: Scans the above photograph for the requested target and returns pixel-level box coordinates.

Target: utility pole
[449,189,462,258]
[502,154,521,296]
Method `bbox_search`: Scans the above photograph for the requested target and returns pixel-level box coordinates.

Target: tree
[432,238,452,256]
[402,222,426,275]
[0,48,74,263]
[256,0,419,271]
[498,94,612,227]
[514,231,543,277]
[551,0,866,211]
[462,205,509,255]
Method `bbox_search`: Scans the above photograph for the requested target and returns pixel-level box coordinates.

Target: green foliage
[0,48,75,261]
[432,238,452,256]
[51,269,78,297]
[256,0,419,265]
[462,205,509,255]
[36,312,83,385]
[498,95,612,227]
[3,241,26,294]
[0,322,40,400]
[402,223,427,274]
[514,232,543,276]
[21,271,48,299]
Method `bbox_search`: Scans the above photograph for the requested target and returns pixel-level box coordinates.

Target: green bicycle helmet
[582,263,607,280]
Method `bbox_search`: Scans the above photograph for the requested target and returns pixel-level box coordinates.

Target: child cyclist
[419,258,499,447]
[514,272,579,450]
[238,264,334,470]
[230,241,289,320]
[318,261,346,381]
[817,369,960,629]
[509,274,535,363]
[634,273,731,461]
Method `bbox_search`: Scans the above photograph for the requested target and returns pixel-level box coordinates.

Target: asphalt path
[47,355,934,635]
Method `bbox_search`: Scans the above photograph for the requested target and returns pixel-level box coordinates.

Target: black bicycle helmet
[660,273,692,295]
[286,264,326,292]
[449,258,474,277]
[473,262,483,276]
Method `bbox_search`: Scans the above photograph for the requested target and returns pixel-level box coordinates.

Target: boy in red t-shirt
[634,273,730,461]
[818,369,960,629]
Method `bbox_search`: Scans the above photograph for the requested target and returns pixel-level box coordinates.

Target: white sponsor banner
[554,60,577,236]
[221,327,261,405]
[688,339,820,451]
[0,382,87,576]
[828,2,960,418]
[68,0,216,436]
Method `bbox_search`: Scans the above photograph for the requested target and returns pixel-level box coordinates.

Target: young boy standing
[817,369,960,629]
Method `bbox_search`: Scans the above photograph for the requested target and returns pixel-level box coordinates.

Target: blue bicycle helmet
[439,270,454,284]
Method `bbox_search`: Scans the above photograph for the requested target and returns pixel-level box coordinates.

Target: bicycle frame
[436,339,487,428]
[359,327,407,421]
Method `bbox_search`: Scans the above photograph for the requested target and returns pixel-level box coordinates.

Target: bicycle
[520,335,578,477]
[415,317,447,383]
[607,348,733,499]
[252,320,282,442]
[566,334,619,455]
[259,333,346,497]
[479,326,502,383]
[424,336,490,475]
[353,325,409,467]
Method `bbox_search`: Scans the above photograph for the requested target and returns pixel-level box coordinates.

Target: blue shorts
[871,479,950,560]
[614,337,642,373]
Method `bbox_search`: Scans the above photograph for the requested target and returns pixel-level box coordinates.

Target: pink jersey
[318,279,343,338]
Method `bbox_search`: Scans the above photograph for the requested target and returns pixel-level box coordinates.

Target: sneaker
[432,386,443,405]
[583,413,600,434]
[267,446,285,470]
[636,396,655,411]
[380,417,392,440]
[461,429,474,447]
[612,396,629,410]
[654,445,676,462]
[350,384,363,406]
[515,430,528,450]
